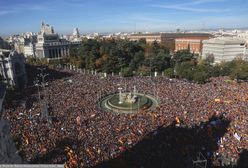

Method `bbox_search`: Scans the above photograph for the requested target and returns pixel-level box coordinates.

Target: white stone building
[23,32,37,58]
[24,43,36,57]
[6,33,37,58]
[13,37,25,54]
[35,22,70,59]
[202,38,247,64]
[69,28,82,43]
[73,28,80,38]
[0,50,27,89]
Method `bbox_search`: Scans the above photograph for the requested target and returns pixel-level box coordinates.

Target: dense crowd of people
[4,68,248,167]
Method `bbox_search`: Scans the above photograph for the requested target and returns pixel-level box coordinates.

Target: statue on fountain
[119,86,138,104]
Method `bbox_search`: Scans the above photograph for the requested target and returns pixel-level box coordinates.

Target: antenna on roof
[135,22,137,34]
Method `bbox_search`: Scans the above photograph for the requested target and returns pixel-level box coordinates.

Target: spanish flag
[86,148,93,157]
[215,99,221,102]
[118,138,124,145]
[76,116,81,125]
[175,117,180,124]
[25,138,29,145]
[23,134,29,145]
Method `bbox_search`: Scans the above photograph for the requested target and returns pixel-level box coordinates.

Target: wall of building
[202,38,246,64]
[175,36,210,54]
[0,50,27,89]
[128,33,212,52]
[24,44,35,57]
[128,34,162,43]
[35,23,71,59]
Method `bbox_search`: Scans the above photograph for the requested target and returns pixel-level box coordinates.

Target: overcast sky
[0,0,248,36]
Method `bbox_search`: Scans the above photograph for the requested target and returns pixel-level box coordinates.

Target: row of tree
[68,39,171,76]
[27,38,248,83]
[166,59,248,84]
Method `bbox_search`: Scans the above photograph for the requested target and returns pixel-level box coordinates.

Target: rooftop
[129,33,212,38]
[203,38,246,44]
[129,33,161,37]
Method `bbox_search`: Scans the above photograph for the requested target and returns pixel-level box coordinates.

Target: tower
[73,28,80,38]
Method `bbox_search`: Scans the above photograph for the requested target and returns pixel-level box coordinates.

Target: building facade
[13,37,25,54]
[7,33,37,58]
[23,32,37,57]
[73,28,80,38]
[68,28,82,42]
[128,33,212,52]
[128,34,162,43]
[162,33,212,52]
[202,38,247,64]
[175,36,211,54]
[0,50,27,89]
[35,22,70,59]
[24,43,36,57]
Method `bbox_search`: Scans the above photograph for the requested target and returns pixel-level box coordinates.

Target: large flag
[76,116,81,125]
[214,99,221,102]
[175,117,180,124]
[22,134,29,145]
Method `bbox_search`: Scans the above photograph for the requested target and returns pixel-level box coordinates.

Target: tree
[102,50,119,73]
[173,50,194,63]
[122,67,133,77]
[129,51,144,70]
[26,57,37,65]
[137,66,150,76]
[219,61,237,76]
[205,53,215,65]
[193,71,209,84]
[139,38,146,46]
[164,68,174,78]
[152,50,171,71]
[95,57,105,70]
[69,57,83,68]
[175,61,194,80]
[230,62,248,81]
[69,45,79,58]
[209,65,222,77]
[235,53,245,61]
[49,59,61,68]
[151,41,160,55]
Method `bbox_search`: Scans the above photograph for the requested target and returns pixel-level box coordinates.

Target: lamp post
[118,87,123,104]
[118,57,124,86]
[33,78,41,120]
[36,67,50,122]
[150,57,152,77]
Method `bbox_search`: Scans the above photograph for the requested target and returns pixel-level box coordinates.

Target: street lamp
[118,87,123,104]
[33,78,42,121]
[150,57,152,77]
[36,67,50,122]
